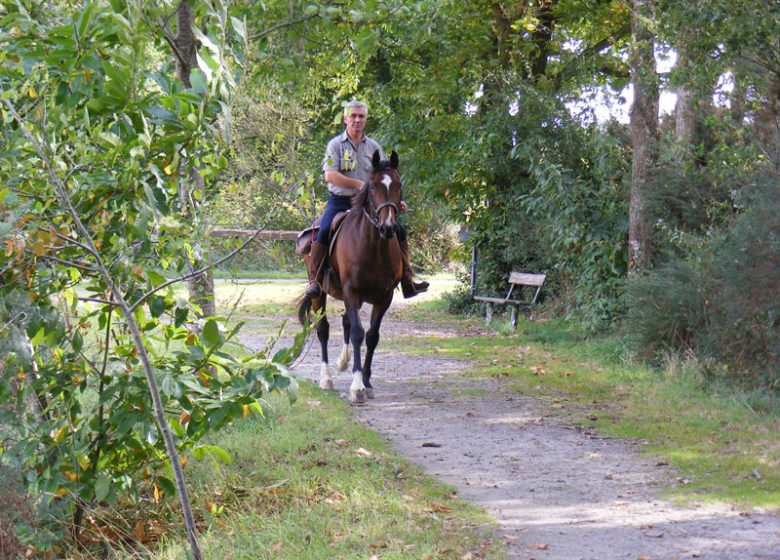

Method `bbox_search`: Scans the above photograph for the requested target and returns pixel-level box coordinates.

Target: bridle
[362,179,400,230]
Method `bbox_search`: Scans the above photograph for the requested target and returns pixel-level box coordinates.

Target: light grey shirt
[322,131,385,196]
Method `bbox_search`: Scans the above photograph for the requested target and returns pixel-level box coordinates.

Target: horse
[297,150,403,403]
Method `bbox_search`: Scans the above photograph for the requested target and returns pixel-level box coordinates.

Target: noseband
[363,181,400,229]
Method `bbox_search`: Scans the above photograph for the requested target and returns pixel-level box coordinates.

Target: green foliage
[0,1,304,552]
[628,180,780,389]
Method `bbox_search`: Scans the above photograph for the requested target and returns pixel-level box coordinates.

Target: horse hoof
[350,389,367,404]
[365,387,375,399]
[319,379,335,391]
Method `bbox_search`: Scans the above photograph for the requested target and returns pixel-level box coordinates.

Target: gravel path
[248,299,780,560]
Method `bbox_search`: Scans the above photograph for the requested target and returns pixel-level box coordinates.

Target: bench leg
[510,305,518,329]
[485,302,493,325]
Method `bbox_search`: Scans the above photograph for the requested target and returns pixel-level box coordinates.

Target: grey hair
[344,100,368,117]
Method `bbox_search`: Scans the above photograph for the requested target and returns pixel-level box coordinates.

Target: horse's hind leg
[336,312,352,372]
[363,301,391,399]
[312,295,334,391]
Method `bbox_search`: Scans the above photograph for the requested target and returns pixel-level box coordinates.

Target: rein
[362,180,399,229]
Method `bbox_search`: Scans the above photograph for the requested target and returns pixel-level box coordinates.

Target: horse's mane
[351,180,371,211]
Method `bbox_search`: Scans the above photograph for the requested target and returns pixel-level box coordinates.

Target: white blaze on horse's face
[380,173,396,227]
[381,173,392,193]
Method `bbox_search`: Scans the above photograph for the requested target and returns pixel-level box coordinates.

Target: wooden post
[470,245,478,295]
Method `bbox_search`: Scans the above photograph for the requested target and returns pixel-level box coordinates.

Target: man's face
[345,107,367,138]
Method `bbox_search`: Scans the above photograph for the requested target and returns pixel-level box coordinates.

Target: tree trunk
[174,1,216,317]
[674,38,696,147]
[628,0,659,276]
[753,76,780,169]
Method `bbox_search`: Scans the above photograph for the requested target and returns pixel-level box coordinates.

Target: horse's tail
[297,293,313,326]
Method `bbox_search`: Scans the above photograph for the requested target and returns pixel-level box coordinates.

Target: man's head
[343,101,368,140]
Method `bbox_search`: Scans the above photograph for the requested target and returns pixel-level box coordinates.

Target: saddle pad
[295,211,350,255]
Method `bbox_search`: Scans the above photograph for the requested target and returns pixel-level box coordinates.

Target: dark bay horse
[297,150,403,403]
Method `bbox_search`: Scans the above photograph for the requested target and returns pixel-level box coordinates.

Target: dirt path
[255,300,780,560]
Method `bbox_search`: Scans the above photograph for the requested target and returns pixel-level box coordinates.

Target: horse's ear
[390,150,399,169]
[372,150,381,169]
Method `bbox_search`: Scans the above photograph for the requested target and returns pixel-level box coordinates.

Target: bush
[628,181,780,389]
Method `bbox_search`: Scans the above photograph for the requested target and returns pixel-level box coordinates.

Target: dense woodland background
[1,0,779,556]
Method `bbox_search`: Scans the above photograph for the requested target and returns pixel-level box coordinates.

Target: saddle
[295,210,351,256]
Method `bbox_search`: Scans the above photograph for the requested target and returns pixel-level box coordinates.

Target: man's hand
[400,200,408,213]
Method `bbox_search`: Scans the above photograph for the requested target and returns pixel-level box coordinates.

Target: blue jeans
[316,193,353,244]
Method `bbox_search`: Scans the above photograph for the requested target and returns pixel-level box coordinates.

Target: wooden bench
[473,272,546,328]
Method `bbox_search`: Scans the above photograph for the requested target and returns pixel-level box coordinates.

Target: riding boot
[306,241,328,297]
[399,239,429,299]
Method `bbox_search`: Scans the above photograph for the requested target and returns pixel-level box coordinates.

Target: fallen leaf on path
[530,365,545,376]
[503,535,521,542]
[529,543,549,550]
[354,447,373,457]
[422,441,442,448]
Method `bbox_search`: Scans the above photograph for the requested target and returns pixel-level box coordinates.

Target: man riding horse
[305,100,428,299]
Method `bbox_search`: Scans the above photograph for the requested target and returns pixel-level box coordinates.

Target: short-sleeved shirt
[322,132,385,196]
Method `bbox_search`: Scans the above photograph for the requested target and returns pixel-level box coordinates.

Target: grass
[382,303,780,513]
[153,384,503,560]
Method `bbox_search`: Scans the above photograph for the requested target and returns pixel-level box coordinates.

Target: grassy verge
[154,383,503,560]
[384,299,780,512]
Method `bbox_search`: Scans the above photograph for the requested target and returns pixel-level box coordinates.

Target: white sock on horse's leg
[350,370,366,403]
[319,362,334,391]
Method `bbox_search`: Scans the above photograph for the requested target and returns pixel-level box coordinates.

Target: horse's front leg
[336,312,352,372]
[312,295,334,391]
[344,302,366,403]
[363,299,391,400]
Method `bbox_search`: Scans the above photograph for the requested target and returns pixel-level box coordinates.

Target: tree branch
[553,22,632,89]
[129,226,269,312]
[5,97,203,560]
[249,12,319,42]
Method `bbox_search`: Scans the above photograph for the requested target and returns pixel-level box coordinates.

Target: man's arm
[324,170,364,190]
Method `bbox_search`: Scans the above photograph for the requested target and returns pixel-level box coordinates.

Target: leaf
[31,326,46,346]
[148,296,166,318]
[157,475,175,496]
[230,16,247,43]
[174,306,188,327]
[95,474,111,501]
[97,131,120,147]
[161,373,181,398]
[202,319,222,347]
[192,444,232,465]
[72,330,83,353]
[146,270,166,286]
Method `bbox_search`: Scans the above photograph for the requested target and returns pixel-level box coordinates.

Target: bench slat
[473,296,529,306]
[508,272,546,286]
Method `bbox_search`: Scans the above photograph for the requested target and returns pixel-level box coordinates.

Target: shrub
[628,181,780,389]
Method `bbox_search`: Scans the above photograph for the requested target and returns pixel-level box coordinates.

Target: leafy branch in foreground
[0,1,304,556]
